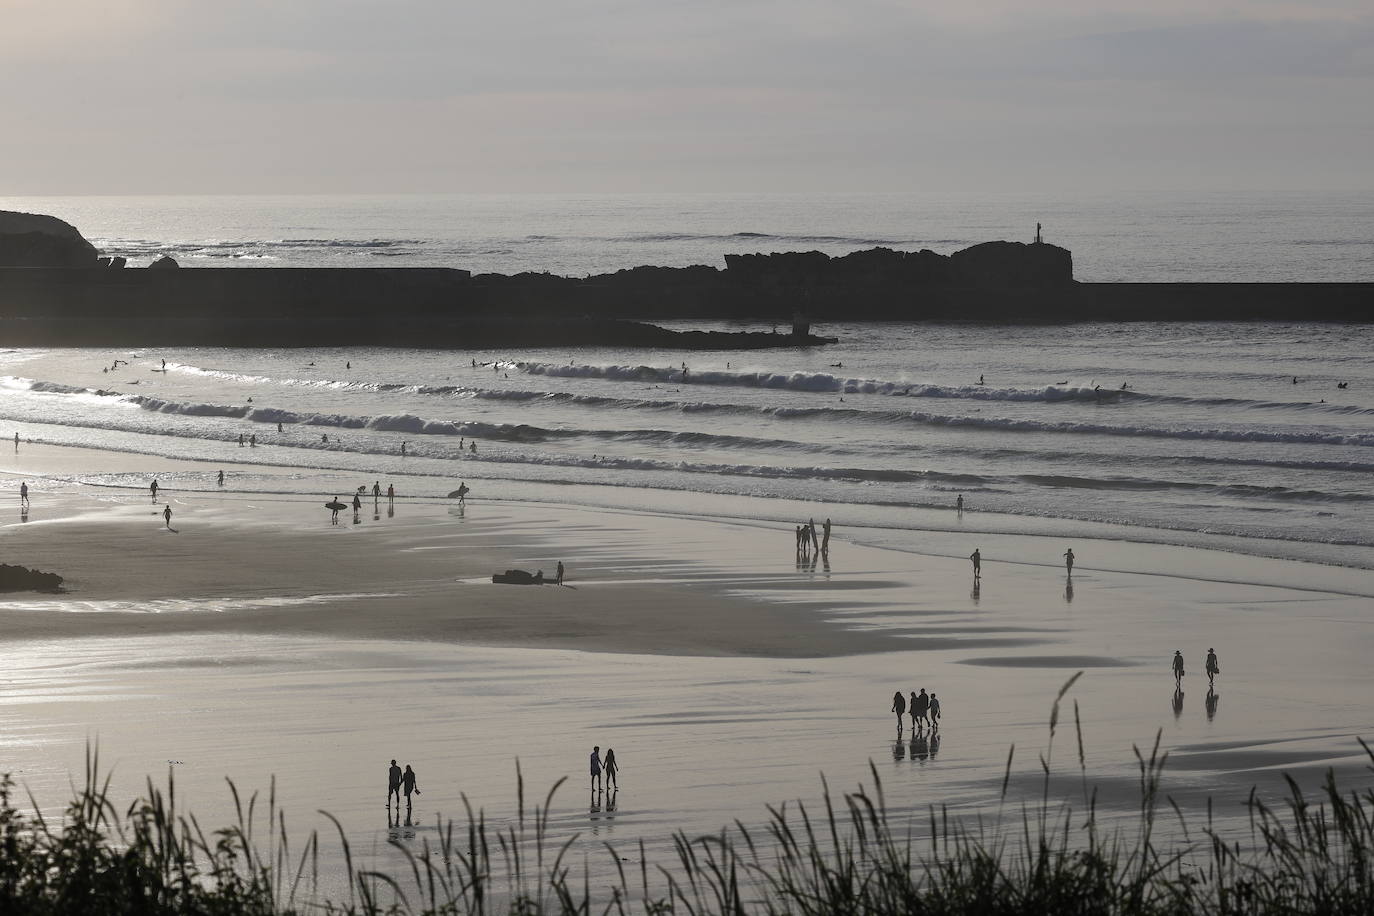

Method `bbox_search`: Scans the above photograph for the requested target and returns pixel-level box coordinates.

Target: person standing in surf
[163,505,172,529]
[1064,548,1075,575]
[603,748,619,789]
[970,549,981,578]
[387,759,403,807]
[891,690,906,728]
[150,479,159,502]
[590,746,603,792]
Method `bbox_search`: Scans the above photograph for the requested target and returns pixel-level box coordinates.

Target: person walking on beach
[330,498,342,525]
[603,748,619,789]
[956,494,964,516]
[590,746,603,791]
[1172,650,1185,686]
[822,518,832,554]
[387,759,403,806]
[401,441,407,457]
[929,692,941,726]
[387,484,395,499]
[909,691,919,730]
[372,481,381,500]
[13,432,18,451]
[249,434,256,447]
[891,690,907,727]
[556,561,565,585]
[970,548,981,578]
[808,518,819,552]
[1205,648,1220,687]
[163,505,172,529]
[238,434,245,447]
[20,481,29,508]
[913,688,931,729]
[150,479,159,502]
[456,481,469,504]
[1064,548,1075,575]
[401,764,419,803]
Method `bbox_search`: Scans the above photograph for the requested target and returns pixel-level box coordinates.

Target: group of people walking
[967,546,1076,578]
[794,518,832,558]
[1172,648,1221,687]
[386,759,421,807]
[589,746,620,791]
[891,688,942,732]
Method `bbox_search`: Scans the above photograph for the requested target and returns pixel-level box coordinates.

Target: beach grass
[4,676,1373,915]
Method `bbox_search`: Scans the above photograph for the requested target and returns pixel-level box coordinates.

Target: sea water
[3,320,1373,570]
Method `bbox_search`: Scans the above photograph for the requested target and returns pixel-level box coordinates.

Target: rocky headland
[0,210,1368,348]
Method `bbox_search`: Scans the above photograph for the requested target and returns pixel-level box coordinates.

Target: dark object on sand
[0,563,64,593]
[492,569,545,585]
[324,500,348,511]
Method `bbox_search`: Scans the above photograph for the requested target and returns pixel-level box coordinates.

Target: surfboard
[325,501,347,511]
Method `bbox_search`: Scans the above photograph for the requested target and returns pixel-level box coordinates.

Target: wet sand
[3,442,1373,902]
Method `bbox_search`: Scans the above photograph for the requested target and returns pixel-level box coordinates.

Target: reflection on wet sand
[1206,687,1219,722]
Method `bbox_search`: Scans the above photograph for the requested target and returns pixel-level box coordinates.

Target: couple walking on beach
[1173,648,1221,687]
[891,688,941,731]
[589,746,619,792]
[386,759,420,807]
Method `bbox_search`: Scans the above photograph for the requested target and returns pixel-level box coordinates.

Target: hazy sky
[3,0,1371,193]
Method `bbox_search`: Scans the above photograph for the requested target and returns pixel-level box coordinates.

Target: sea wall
[0,237,1370,349]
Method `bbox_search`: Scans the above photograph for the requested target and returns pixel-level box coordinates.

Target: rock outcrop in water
[0,210,100,268]
[0,563,64,593]
[0,208,1369,347]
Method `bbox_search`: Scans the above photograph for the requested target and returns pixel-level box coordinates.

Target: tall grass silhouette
[3,675,1371,914]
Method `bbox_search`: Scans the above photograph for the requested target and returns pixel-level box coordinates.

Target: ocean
[2,192,1373,571]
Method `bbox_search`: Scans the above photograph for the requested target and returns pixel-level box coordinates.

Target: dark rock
[0,210,99,267]
[949,240,1073,288]
[149,256,179,270]
[0,563,64,593]
[97,257,112,267]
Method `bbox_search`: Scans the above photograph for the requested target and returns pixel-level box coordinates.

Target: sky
[2,0,1371,193]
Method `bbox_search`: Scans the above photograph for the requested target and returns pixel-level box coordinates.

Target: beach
[5,436,1373,902]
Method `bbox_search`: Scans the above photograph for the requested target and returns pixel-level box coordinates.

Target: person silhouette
[456,481,469,504]
[556,561,565,585]
[913,688,931,729]
[956,494,963,515]
[909,691,919,730]
[163,505,172,528]
[1205,648,1220,687]
[1063,548,1074,575]
[1172,650,1185,686]
[590,746,603,791]
[387,759,403,807]
[19,481,29,508]
[352,493,362,513]
[929,692,941,727]
[603,748,619,789]
[150,479,159,502]
[970,549,981,578]
[401,764,419,804]
[330,497,341,525]
[822,518,832,554]
[373,481,381,500]
[891,690,906,727]
[217,470,224,486]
